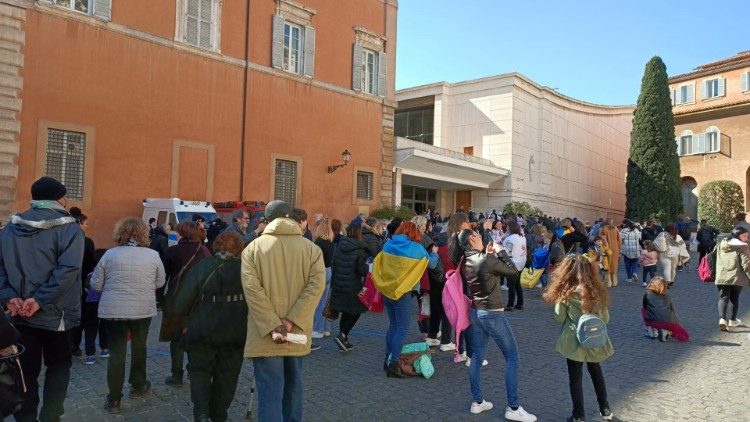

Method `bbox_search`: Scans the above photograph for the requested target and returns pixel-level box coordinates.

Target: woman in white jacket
[91,218,166,413]
[653,224,686,288]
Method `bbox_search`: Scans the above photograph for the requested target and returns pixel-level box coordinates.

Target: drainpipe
[239,0,251,200]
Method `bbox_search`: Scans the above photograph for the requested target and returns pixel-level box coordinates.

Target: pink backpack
[442,258,470,362]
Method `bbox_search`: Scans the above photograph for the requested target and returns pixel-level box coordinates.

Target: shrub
[502,201,543,217]
[698,180,744,233]
[369,205,415,220]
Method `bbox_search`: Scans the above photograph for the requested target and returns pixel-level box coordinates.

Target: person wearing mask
[330,218,371,352]
[543,254,614,422]
[0,177,84,422]
[696,220,719,262]
[620,219,641,285]
[223,210,253,244]
[68,207,97,358]
[714,226,750,331]
[311,220,336,344]
[160,222,212,387]
[503,222,526,311]
[241,200,325,422]
[455,228,537,421]
[92,218,166,412]
[172,232,248,421]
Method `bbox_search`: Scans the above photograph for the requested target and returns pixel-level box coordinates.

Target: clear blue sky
[396,1,750,105]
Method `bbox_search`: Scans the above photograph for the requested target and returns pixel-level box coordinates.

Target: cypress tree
[626,56,682,223]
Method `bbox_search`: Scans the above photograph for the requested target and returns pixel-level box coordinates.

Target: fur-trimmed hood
[8,208,77,237]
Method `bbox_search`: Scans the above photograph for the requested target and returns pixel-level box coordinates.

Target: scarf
[215,251,236,260]
[30,200,66,212]
[124,239,139,247]
[665,233,684,248]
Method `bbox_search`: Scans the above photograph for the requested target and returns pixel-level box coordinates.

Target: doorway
[681,177,698,220]
[455,190,472,213]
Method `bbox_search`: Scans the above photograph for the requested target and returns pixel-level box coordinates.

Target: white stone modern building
[394,73,634,221]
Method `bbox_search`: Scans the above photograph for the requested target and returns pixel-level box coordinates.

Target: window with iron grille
[274,159,297,206]
[45,129,86,201]
[356,171,373,201]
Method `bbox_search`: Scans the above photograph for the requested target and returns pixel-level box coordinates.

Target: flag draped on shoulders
[372,234,428,300]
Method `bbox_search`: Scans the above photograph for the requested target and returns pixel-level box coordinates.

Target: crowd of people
[0,176,748,422]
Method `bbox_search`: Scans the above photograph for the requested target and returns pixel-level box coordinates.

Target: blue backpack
[576,314,608,349]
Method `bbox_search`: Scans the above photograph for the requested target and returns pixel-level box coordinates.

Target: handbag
[357,273,384,313]
[398,352,422,377]
[520,267,544,289]
[159,245,204,342]
[85,273,102,303]
[322,298,339,321]
[0,344,26,417]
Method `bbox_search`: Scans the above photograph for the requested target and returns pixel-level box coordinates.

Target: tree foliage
[625,56,682,223]
[502,201,543,217]
[369,205,415,220]
[698,181,744,233]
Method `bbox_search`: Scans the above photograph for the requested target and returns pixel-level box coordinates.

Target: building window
[43,0,111,19]
[362,49,379,95]
[395,106,434,145]
[702,77,725,100]
[274,159,297,206]
[705,126,721,152]
[401,185,437,215]
[676,127,721,156]
[181,0,220,50]
[272,15,315,77]
[352,44,386,97]
[283,22,302,74]
[679,135,692,156]
[45,129,86,201]
[356,171,373,201]
[742,72,750,92]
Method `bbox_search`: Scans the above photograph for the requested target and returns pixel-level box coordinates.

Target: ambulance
[142,198,219,245]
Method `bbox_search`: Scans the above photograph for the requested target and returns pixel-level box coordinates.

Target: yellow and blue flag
[372,234,429,300]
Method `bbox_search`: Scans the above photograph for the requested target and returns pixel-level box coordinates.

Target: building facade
[1,0,397,245]
[395,73,633,221]
[669,52,750,219]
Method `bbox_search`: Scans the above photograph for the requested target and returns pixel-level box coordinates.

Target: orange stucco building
[0,0,397,246]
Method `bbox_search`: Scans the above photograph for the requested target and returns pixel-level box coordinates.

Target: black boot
[386,361,406,378]
[165,372,183,387]
[383,355,388,371]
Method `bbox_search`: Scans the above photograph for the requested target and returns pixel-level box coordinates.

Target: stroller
[1,310,27,418]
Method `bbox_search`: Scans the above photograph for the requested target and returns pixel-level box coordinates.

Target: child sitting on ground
[587,236,611,286]
[642,277,689,342]
[638,240,659,288]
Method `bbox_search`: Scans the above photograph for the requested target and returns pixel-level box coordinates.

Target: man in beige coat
[241,200,325,422]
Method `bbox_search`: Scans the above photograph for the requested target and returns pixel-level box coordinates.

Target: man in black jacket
[696,219,719,262]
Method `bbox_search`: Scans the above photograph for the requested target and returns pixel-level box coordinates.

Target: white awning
[394,137,508,189]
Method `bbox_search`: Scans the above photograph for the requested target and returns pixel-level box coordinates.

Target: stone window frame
[170,139,216,201]
[174,0,223,53]
[352,165,377,206]
[269,153,303,207]
[275,0,316,27]
[352,27,387,97]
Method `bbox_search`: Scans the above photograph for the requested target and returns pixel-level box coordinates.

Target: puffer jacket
[241,218,325,357]
[0,206,84,331]
[172,256,247,349]
[642,291,678,323]
[362,227,383,257]
[715,238,750,287]
[462,249,518,310]
[553,295,613,363]
[149,226,170,264]
[92,245,166,319]
[330,236,369,314]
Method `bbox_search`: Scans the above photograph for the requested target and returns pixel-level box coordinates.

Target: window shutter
[686,84,694,103]
[271,15,285,69]
[700,81,707,100]
[93,0,112,20]
[675,87,682,105]
[303,26,315,77]
[185,0,199,45]
[352,44,363,91]
[377,52,387,97]
[198,0,212,49]
[743,72,750,92]
[670,89,676,105]
[718,77,725,97]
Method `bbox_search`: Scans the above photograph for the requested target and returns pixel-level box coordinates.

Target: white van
[142,198,219,245]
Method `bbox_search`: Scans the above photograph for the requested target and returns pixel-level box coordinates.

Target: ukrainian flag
[372,234,429,300]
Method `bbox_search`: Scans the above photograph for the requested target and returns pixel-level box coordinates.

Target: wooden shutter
[670,89,676,105]
[93,0,111,20]
[303,26,315,77]
[271,15,285,69]
[185,0,199,45]
[686,84,694,103]
[675,87,682,104]
[352,44,363,91]
[700,81,707,100]
[718,77,725,97]
[377,52,387,97]
[199,0,212,49]
[743,72,750,92]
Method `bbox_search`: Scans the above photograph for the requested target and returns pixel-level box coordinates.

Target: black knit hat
[31,177,66,201]
[265,200,292,222]
[192,214,205,223]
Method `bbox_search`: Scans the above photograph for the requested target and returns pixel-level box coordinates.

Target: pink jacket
[639,250,658,266]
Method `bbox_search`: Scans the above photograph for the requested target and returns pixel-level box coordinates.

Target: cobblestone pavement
[14,257,750,421]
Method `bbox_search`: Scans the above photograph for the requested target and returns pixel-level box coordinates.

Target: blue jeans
[623,256,639,279]
[383,294,412,363]
[540,272,549,288]
[469,309,519,407]
[642,265,657,283]
[313,267,332,334]
[252,357,303,422]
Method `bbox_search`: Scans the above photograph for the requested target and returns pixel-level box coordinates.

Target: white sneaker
[719,318,728,331]
[311,331,324,339]
[426,338,440,347]
[728,319,743,327]
[439,342,456,352]
[465,358,489,367]
[470,400,493,414]
[323,331,331,337]
[501,285,509,291]
[504,405,537,422]
[455,352,468,363]
[641,282,647,287]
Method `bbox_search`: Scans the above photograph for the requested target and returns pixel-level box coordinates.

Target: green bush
[502,201,543,217]
[698,180,744,233]
[369,205,415,220]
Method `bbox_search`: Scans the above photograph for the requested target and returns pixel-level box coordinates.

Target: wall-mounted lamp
[327,149,352,173]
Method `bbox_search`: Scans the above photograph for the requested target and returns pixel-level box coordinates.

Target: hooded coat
[715,238,750,287]
[330,236,370,314]
[0,206,84,331]
[553,295,614,363]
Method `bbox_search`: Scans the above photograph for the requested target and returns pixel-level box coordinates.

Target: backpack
[576,314,608,349]
[697,246,718,283]
[441,258,470,362]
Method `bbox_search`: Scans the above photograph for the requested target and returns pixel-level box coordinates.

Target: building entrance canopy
[394,137,508,189]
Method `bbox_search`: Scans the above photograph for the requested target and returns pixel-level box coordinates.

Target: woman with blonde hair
[599,218,621,287]
[312,219,336,342]
[91,218,166,412]
[543,254,614,422]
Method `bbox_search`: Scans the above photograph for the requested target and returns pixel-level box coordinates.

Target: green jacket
[715,239,750,287]
[553,296,614,363]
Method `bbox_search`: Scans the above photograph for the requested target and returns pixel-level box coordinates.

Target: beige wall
[670,65,750,114]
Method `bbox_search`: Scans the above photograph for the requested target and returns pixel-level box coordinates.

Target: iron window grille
[274,159,297,206]
[45,128,85,201]
[356,171,373,201]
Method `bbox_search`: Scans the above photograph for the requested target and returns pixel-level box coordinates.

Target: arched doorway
[681,177,698,220]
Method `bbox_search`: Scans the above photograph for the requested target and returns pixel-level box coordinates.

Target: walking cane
[244,378,256,420]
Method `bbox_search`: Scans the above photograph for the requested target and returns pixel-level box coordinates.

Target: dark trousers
[339,312,360,336]
[104,318,151,400]
[69,294,86,352]
[187,343,244,421]
[698,244,713,263]
[13,325,72,422]
[642,265,657,283]
[718,285,742,320]
[506,273,523,308]
[567,359,609,419]
[170,340,186,377]
[82,301,108,356]
[428,283,452,344]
